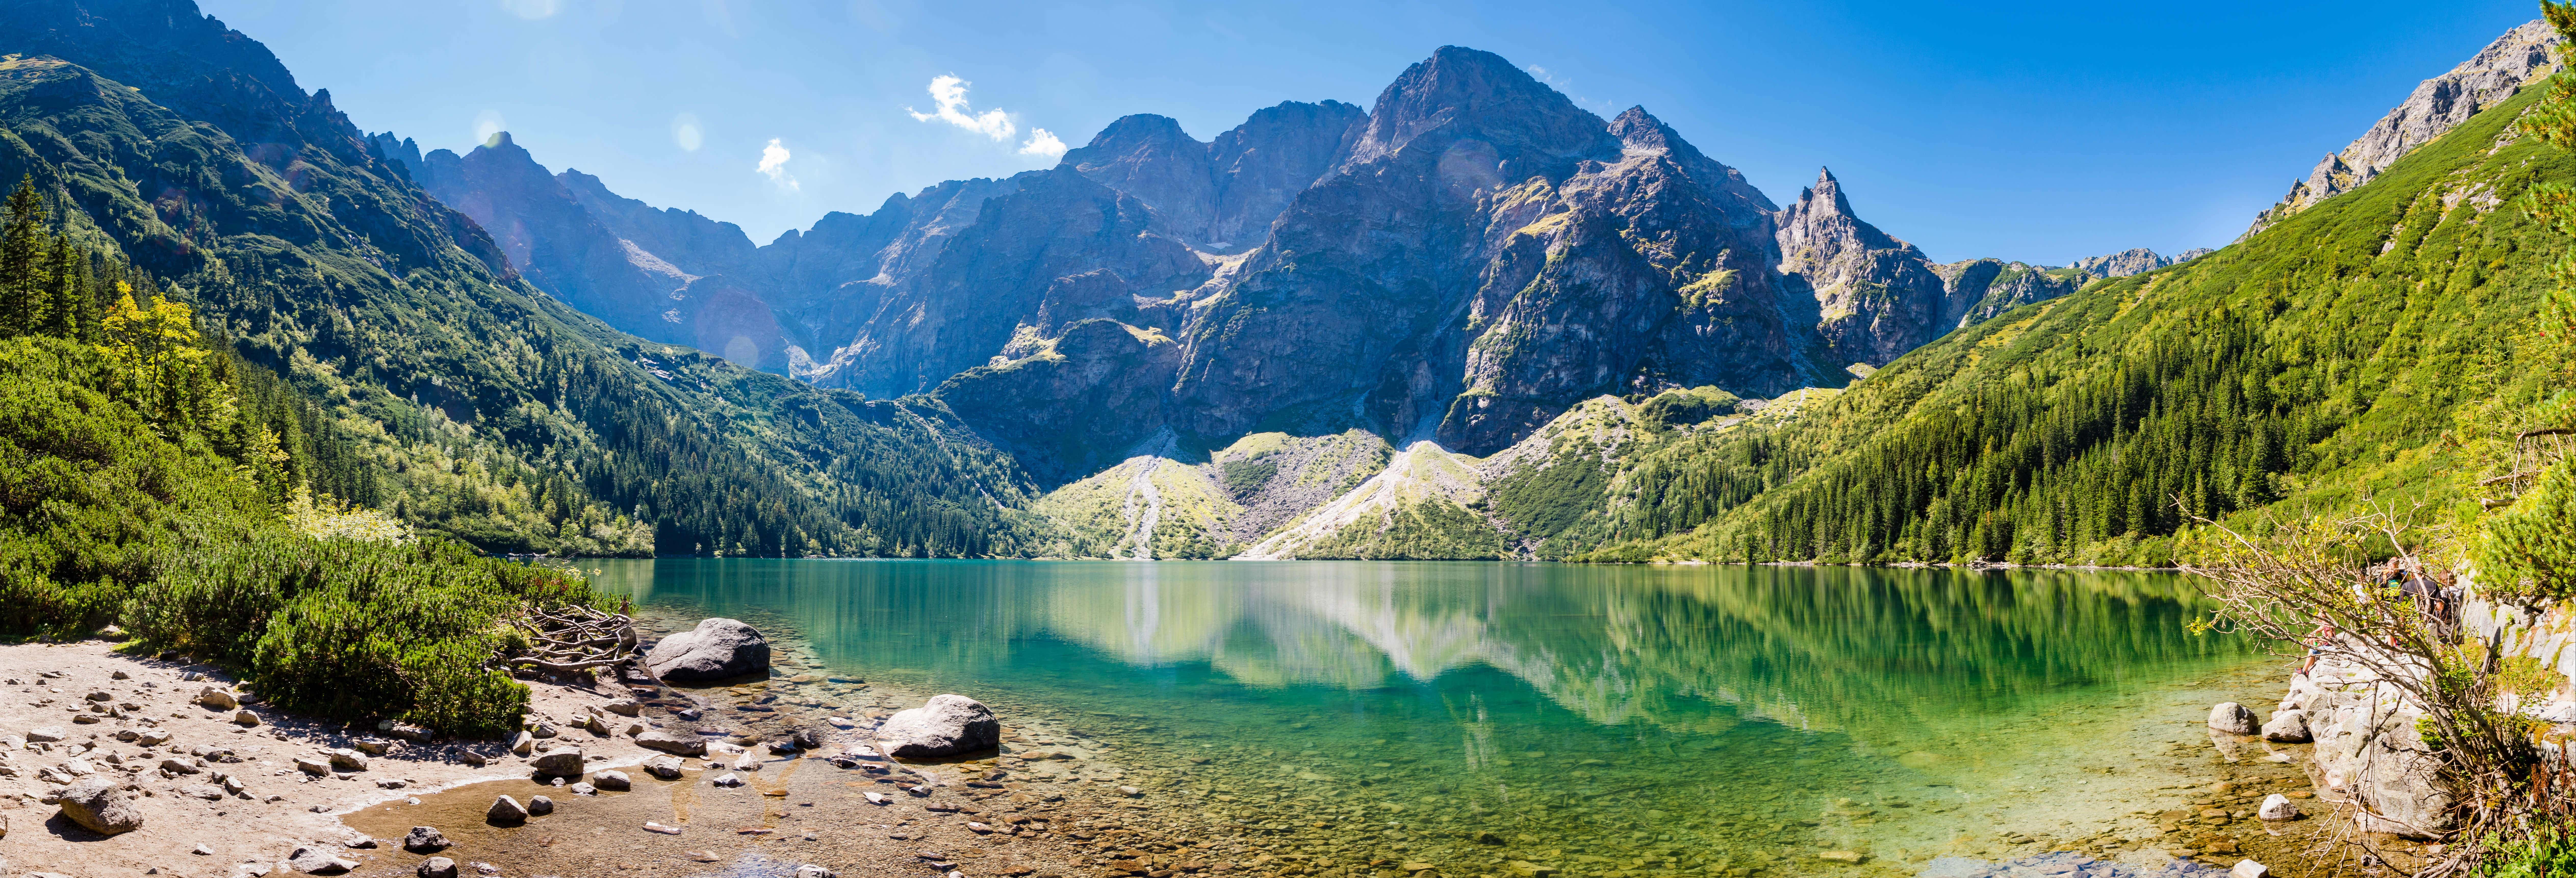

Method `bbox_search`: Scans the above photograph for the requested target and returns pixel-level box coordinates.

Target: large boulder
[487,795,529,823]
[57,777,143,835]
[530,747,585,777]
[644,618,770,681]
[635,730,708,756]
[876,694,1001,757]
[2208,702,2258,735]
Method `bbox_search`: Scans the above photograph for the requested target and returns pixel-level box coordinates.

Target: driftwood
[489,599,640,675]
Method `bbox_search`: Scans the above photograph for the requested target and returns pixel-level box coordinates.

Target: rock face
[1774,167,1960,366]
[1937,259,2089,328]
[2282,658,2449,837]
[2245,19,2560,238]
[877,694,1002,757]
[2208,702,2258,735]
[645,617,771,681]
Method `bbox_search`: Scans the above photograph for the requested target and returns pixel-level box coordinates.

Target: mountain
[380,41,2232,557]
[1578,18,2568,565]
[0,0,1039,558]
[2242,18,2560,238]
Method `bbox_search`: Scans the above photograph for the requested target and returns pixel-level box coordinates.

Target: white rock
[711,772,745,787]
[2208,702,2258,735]
[2261,709,2311,743]
[2231,860,2269,878]
[2259,794,2301,821]
[592,770,631,791]
[865,791,889,805]
[197,687,238,710]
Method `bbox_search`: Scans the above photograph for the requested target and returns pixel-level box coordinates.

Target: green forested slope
[0,49,1037,557]
[1584,82,2571,565]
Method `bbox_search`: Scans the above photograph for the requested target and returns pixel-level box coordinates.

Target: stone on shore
[2208,702,2258,735]
[328,748,369,771]
[2259,794,2301,821]
[403,826,450,853]
[418,857,459,878]
[528,795,555,816]
[636,730,708,756]
[531,747,585,777]
[2231,861,2269,878]
[2262,708,2311,743]
[877,694,1001,757]
[196,686,238,710]
[644,756,684,779]
[488,795,529,823]
[645,617,771,681]
[711,772,745,787]
[56,777,143,835]
[509,731,534,756]
[593,770,631,791]
[287,844,358,874]
[25,726,64,742]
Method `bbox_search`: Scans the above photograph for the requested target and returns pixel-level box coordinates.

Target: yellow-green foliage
[2477,458,2576,598]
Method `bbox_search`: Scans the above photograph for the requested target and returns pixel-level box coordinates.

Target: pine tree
[0,177,47,335]
[38,233,82,339]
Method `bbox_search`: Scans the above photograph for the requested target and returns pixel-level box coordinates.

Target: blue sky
[202,0,2542,265]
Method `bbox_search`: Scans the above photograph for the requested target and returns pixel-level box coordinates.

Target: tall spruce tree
[39,233,83,339]
[0,177,45,335]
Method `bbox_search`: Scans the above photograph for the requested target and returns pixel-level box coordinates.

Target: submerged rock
[877,694,1001,757]
[417,857,458,878]
[2208,702,2258,735]
[635,730,708,756]
[645,618,772,681]
[2258,793,2301,821]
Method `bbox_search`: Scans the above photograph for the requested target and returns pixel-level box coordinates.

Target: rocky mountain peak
[1774,167,1955,365]
[1341,45,1619,180]
[2244,18,2560,238]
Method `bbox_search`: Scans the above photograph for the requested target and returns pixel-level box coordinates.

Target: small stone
[487,795,529,823]
[111,670,130,680]
[286,844,358,874]
[25,726,65,743]
[509,732,534,756]
[329,749,369,771]
[234,709,261,727]
[570,782,598,796]
[795,867,837,878]
[417,857,458,878]
[85,690,113,702]
[604,699,641,717]
[865,791,889,805]
[2231,861,2269,878]
[352,739,392,756]
[2208,702,2258,735]
[197,687,238,710]
[528,795,554,815]
[532,721,559,739]
[1118,785,1141,797]
[295,756,331,775]
[403,826,450,853]
[56,777,143,835]
[194,844,215,855]
[594,770,632,791]
[644,756,684,779]
[2259,794,2301,821]
[390,724,435,742]
[1816,851,1866,864]
[645,821,685,835]
[459,751,488,767]
[712,772,746,788]
[160,757,202,775]
[876,693,1000,757]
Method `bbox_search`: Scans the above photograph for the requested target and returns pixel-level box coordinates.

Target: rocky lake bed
[0,578,2461,878]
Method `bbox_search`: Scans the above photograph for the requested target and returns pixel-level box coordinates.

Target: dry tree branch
[486,600,641,677]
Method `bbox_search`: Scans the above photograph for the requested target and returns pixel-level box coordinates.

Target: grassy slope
[1582,83,2567,563]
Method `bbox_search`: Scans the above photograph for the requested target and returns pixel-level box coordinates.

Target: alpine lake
[585,560,2304,878]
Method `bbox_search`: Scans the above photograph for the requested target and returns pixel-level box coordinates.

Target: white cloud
[757,138,797,190]
[906,75,1015,141]
[1019,128,1067,159]
[673,113,703,152]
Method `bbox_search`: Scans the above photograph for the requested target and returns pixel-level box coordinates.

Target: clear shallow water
[592,560,2271,875]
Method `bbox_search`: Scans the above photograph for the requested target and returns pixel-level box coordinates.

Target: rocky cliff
[1773,167,1960,366]
[2244,18,2559,238]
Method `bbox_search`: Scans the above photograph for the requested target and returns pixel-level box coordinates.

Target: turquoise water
[592,560,2268,874]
